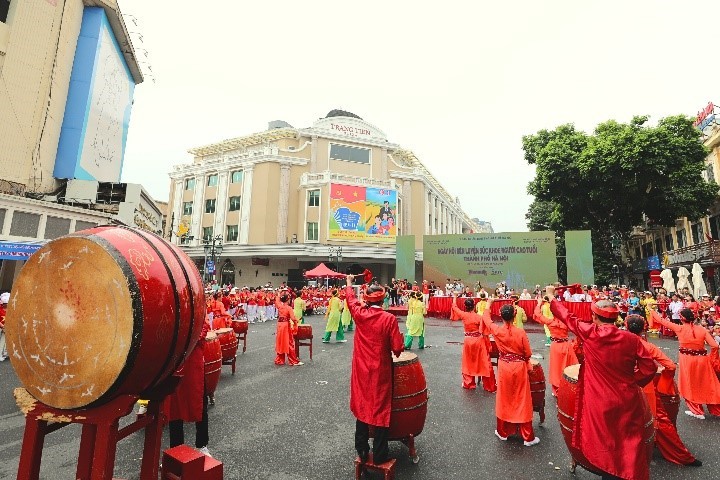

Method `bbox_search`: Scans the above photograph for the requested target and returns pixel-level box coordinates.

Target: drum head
[5,237,135,409]
[564,364,580,383]
[529,358,539,366]
[393,351,418,365]
[216,328,233,335]
[206,332,217,340]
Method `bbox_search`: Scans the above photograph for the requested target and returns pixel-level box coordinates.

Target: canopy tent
[304,263,345,279]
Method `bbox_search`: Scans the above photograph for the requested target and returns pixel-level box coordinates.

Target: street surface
[0,316,716,479]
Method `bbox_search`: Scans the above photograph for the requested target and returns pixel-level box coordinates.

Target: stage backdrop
[395,235,416,281]
[565,230,595,286]
[329,183,397,243]
[423,232,557,290]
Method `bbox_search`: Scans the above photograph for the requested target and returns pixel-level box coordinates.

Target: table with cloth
[427,297,592,321]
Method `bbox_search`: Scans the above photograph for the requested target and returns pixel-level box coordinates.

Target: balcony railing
[300,172,397,191]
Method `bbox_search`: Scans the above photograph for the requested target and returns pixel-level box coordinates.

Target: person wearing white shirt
[563,289,572,302]
[519,289,532,300]
[668,294,684,324]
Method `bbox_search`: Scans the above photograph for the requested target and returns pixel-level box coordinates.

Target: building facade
[625,104,720,294]
[168,111,479,287]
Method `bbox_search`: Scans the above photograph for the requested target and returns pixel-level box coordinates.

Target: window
[44,217,71,240]
[642,242,653,258]
[182,202,193,216]
[75,220,97,231]
[664,234,674,251]
[231,171,243,183]
[308,189,320,207]
[207,174,218,187]
[329,143,370,164]
[676,229,687,248]
[184,178,195,190]
[691,222,704,244]
[710,215,720,240]
[0,1,9,24]
[180,235,191,245]
[306,222,319,242]
[634,246,641,261]
[229,196,241,211]
[202,227,213,241]
[654,238,662,257]
[205,199,216,213]
[226,225,238,242]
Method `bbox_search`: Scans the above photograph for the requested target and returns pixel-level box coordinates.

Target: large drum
[204,333,222,396]
[389,352,428,440]
[558,364,654,475]
[528,359,546,423]
[231,319,248,336]
[5,226,205,409]
[216,327,238,362]
[295,324,313,340]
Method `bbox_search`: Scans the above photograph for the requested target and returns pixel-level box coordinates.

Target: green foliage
[524,115,719,284]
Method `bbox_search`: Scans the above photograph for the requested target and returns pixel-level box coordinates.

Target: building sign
[54,7,135,183]
[663,243,716,267]
[329,183,397,244]
[693,102,718,135]
[252,257,270,266]
[133,202,161,235]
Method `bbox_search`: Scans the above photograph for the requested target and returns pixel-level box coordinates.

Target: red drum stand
[14,378,179,480]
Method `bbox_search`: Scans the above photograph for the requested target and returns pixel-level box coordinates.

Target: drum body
[231,319,248,336]
[216,328,238,361]
[558,364,653,475]
[203,334,222,396]
[528,359,546,414]
[389,352,428,440]
[5,226,205,409]
[296,324,313,340]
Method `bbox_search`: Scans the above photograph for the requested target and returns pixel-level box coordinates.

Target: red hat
[591,302,619,320]
[363,286,386,303]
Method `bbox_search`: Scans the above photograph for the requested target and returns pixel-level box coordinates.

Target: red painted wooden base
[294,335,313,360]
[161,445,223,480]
[15,377,178,480]
[354,454,396,480]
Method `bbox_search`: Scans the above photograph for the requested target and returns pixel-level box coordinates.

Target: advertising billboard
[329,183,397,243]
[423,232,557,290]
[395,235,416,281]
[55,7,135,183]
[565,230,595,285]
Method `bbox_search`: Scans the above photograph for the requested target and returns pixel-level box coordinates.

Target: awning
[0,240,46,261]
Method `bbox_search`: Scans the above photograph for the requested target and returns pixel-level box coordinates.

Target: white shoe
[292,362,304,366]
[0,356,6,362]
[198,446,212,457]
[524,437,540,447]
[338,339,347,343]
[137,404,147,415]
[685,410,706,420]
[494,430,507,441]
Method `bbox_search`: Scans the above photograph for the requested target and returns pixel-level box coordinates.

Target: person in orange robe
[546,287,656,480]
[651,308,720,418]
[208,293,231,329]
[274,293,303,366]
[451,293,494,390]
[532,297,577,396]
[626,315,701,467]
[481,298,539,446]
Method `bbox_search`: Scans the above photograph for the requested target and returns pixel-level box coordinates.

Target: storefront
[663,241,720,296]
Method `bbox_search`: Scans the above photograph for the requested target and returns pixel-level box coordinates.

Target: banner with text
[395,235,416,282]
[565,230,595,286]
[329,183,397,243]
[423,232,557,289]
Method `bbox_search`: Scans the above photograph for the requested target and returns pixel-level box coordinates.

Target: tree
[523,115,718,285]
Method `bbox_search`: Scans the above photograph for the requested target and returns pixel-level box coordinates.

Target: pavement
[0,316,716,479]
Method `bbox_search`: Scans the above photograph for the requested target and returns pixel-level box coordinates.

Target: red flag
[331,183,365,204]
[363,268,373,284]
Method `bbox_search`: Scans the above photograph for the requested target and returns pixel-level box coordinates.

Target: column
[171,180,183,242]
[403,180,412,234]
[215,171,230,241]
[425,192,431,234]
[381,148,388,177]
[276,163,291,243]
[430,195,436,234]
[191,174,206,242]
[239,165,254,244]
[310,135,318,173]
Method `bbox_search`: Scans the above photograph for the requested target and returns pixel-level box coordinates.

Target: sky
[118,0,720,233]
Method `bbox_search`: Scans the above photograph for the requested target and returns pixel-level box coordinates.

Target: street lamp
[329,245,343,275]
[203,234,224,284]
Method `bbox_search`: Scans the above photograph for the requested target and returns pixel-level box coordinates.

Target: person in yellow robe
[341,297,354,332]
[405,291,427,349]
[323,290,345,343]
[511,295,527,329]
[293,295,306,324]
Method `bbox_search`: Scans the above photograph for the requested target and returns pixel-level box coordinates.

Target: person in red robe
[167,316,212,456]
[450,293,495,391]
[481,298,539,446]
[626,315,701,467]
[545,286,657,480]
[274,293,303,366]
[651,308,720,418]
[532,297,577,396]
[344,274,404,465]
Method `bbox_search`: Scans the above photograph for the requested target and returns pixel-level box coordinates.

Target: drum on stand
[557,364,653,475]
[203,333,222,397]
[4,225,205,410]
[216,327,238,362]
[231,319,248,336]
[528,359,546,423]
[296,324,313,340]
[390,351,428,463]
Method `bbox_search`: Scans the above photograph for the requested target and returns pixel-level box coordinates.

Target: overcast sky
[118,0,719,232]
